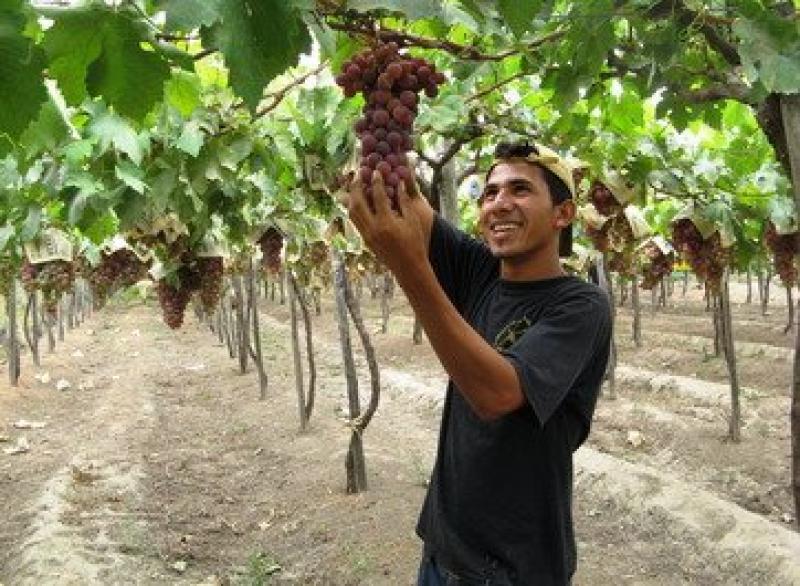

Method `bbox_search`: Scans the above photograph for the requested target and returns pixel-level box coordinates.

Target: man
[347,141,612,585]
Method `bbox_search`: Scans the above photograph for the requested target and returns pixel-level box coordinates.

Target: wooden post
[631,276,642,348]
[333,251,367,493]
[27,292,41,367]
[42,301,55,354]
[6,278,20,386]
[719,272,741,442]
[57,294,65,342]
[247,262,268,400]
[412,317,423,345]
[232,275,248,374]
[289,273,307,429]
[599,257,616,399]
[779,94,800,528]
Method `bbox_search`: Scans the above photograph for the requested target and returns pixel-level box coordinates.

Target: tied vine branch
[335,41,445,208]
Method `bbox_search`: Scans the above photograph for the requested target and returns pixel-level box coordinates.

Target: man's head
[479,142,576,272]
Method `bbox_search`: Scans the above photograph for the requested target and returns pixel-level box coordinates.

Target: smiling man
[347,141,612,585]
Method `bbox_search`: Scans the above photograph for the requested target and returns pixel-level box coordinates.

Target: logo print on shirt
[494,316,533,350]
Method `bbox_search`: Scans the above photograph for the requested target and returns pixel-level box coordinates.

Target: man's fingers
[371,170,391,216]
[396,179,411,216]
[347,178,370,227]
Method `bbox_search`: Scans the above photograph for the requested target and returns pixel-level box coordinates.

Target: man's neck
[500,257,566,281]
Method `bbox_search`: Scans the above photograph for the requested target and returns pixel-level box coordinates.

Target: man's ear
[554,199,576,229]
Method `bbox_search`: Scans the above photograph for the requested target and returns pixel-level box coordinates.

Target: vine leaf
[0,8,48,143]
[202,0,312,112]
[115,160,148,194]
[87,110,144,164]
[165,70,202,118]
[497,0,542,38]
[176,120,205,157]
[735,17,800,94]
[44,8,170,120]
[344,0,444,21]
[19,97,71,160]
[161,0,223,31]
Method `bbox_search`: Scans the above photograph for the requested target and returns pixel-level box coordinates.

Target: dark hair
[489,142,573,257]
[490,142,572,205]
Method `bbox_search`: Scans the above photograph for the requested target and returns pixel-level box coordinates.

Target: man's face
[478,160,566,263]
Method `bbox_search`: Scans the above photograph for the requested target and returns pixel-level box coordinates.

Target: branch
[255,61,329,118]
[193,47,217,61]
[678,82,754,104]
[325,20,565,62]
[648,0,741,67]
[156,33,199,42]
[466,71,528,104]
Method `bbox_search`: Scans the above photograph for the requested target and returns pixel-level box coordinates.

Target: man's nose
[488,189,515,209]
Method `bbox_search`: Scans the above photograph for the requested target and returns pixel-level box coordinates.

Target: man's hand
[347,171,433,281]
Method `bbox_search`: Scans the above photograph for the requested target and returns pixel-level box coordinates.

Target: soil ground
[1,276,799,585]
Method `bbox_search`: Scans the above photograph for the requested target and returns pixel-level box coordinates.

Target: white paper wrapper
[24,228,73,264]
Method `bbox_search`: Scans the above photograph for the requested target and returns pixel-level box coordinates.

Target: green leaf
[202,0,312,112]
[220,136,252,170]
[88,110,144,164]
[735,17,800,93]
[497,0,542,38]
[176,120,205,157]
[165,69,202,117]
[62,138,96,166]
[345,0,444,21]
[43,9,104,105]
[162,0,223,30]
[68,192,89,226]
[82,212,118,244]
[150,167,178,208]
[115,160,148,194]
[18,96,70,159]
[0,16,49,140]
[45,8,170,120]
[0,224,13,251]
[20,206,41,241]
[85,14,171,120]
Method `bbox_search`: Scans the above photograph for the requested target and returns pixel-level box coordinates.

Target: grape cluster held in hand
[335,41,445,206]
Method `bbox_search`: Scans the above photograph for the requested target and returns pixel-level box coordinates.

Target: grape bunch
[19,259,75,315]
[588,181,622,216]
[607,215,635,251]
[197,257,224,314]
[607,250,635,275]
[335,41,445,206]
[672,219,729,292]
[258,228,283,275]
[640,242,674,290]
[585,223,611,252]
[156,279,192,330]
[764,222,799,288]
[156,262,204,329]
[86,249,150,307]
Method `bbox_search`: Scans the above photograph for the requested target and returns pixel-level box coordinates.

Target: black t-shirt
[416,217,612,585]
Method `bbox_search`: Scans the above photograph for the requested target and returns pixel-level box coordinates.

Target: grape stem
[255,61,330,118]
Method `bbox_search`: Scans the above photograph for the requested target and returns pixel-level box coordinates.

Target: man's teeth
[493,223,518,231]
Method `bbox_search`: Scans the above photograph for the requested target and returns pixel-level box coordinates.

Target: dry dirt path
[1,296,799,585]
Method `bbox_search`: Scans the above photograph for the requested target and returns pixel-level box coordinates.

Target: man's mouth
[490,221,521,234]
